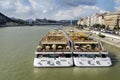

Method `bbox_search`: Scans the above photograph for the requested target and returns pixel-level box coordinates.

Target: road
[91,32,120,48]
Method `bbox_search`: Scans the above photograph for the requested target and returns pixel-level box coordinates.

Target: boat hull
[33,52,73,67]
[73,52,112,67]
[33,58,73,67]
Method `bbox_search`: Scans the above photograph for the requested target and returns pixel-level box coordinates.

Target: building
[77,12,120,30]
[104,12,120,29]
[98,14,105,25]
[86,17,91,27]
[77,17,88,26]
[77,18,84,25]
[90,13,105,26]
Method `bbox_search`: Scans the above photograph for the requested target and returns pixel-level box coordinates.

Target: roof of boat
[41,29,67,44]
[66,29,99,44]
[74,41,98,44]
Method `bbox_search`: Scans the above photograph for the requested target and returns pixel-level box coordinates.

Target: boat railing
[72,39,97,42]
[36,54,72,58]
[73,53,109,58]
[73,49,107,52]
[73,46,106,52]
[37,48,71,52]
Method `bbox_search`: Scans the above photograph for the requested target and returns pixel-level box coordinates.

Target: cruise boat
[33,29,73,67]
[66,28,112,67]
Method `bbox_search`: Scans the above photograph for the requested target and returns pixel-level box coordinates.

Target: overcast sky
[0,0,120,20]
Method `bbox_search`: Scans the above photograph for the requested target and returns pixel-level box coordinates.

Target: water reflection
[73,67,110,76]
[33,67,74,80]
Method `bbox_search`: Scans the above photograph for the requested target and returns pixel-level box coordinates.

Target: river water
[0,26,120,80]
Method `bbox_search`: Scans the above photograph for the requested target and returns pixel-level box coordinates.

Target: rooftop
[105,12,120,16]
[41,29,67,44]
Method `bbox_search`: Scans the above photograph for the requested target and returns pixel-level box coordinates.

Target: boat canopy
[75,41,98,44]
[41,41,67,44]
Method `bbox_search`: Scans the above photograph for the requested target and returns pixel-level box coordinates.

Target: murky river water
[0,26,120,80]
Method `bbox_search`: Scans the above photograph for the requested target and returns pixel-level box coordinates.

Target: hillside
[0,12,11,25]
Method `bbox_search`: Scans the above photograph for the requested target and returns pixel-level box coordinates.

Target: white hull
[34,58,73,67]
[33,52,73,67]
[74,57,112,67]
[73,52,112,67]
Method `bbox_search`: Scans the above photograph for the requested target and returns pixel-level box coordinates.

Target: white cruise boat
[66,29,112,67]
[33,29,73,67]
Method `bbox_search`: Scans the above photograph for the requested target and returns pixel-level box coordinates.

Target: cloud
[54,5,105,20]
[115,0,120,2]
[29,0,53,12]
[115,0,120,5]
[114,0,120,11]
[0,0,117,20]
[0,0,15,10]
[53,0,97,7]
[66,0,97,6]
[43,10,48,13]
[115,6,120,11]
[0,0,33,18]
[15,0,30,13]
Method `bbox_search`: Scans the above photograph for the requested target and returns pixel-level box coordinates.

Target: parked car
[98,33,105,38]
[106,30,114,34]
[101,29,106,33]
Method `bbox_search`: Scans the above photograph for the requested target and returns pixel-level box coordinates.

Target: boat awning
[73,52,101,54]
[74,41,98,44]
[35,52,71,54]
[41,41,67,44]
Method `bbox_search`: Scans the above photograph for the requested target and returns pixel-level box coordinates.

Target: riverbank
[0,24,62,27]
[79,29,120,48]
[91,31,120,48]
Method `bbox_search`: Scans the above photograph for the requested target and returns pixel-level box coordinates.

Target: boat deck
[37,46,71,52]
[37,29,71,52]
[41,30,67,44]
[65,29,106,52]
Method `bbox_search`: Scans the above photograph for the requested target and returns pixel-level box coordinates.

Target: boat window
[84,54,95,58]
[79,54,83,57]
[65,54,71,58]
[46,54,59,58]
[36,54,43,58]
[54,54,59,58]
[48,54,54,58]
[74,54,78,57]
[59,53,65,57]
[80,54,86,57]
[95,54,101,57]
[43,54,49,57]
[101,54,108,58]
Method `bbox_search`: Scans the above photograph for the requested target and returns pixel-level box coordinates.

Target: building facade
[104,12,120,29]
[77,12,120,30]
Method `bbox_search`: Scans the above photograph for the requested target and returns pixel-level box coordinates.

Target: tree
[92,24,101,28]
[101,24,105,29]
[113,26,120,30]
[76,24,83,29]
